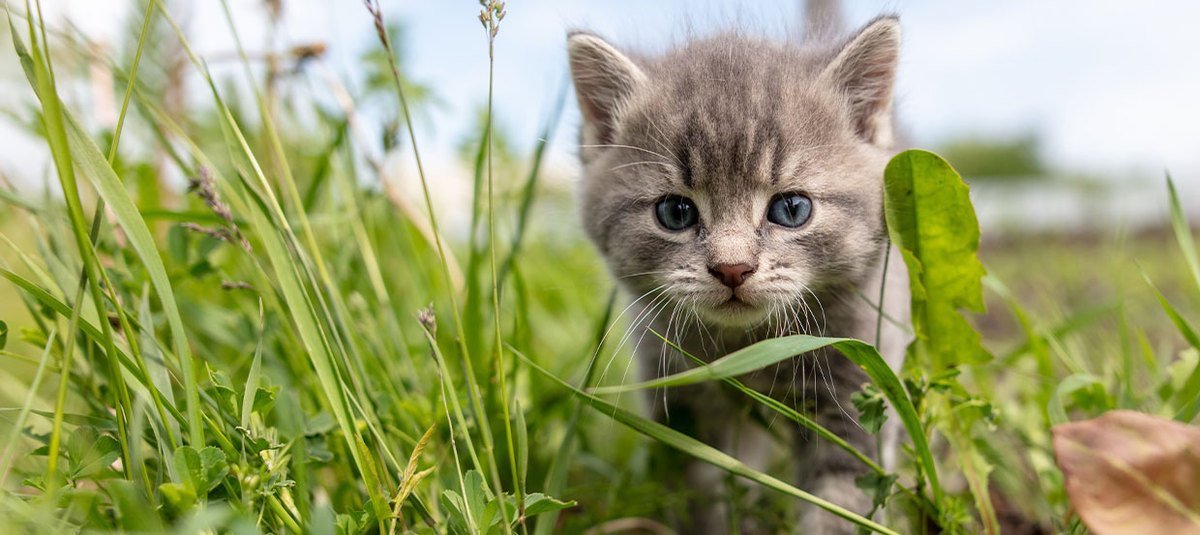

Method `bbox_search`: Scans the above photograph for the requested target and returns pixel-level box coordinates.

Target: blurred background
[4,0,1200,233]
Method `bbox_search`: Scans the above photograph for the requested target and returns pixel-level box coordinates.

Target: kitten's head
[569,17,901,328]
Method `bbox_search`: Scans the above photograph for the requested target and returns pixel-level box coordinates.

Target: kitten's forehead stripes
[569,21,901,305]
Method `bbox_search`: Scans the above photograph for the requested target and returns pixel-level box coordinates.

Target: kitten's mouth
[701,294,766,326]
[721,295,749,307]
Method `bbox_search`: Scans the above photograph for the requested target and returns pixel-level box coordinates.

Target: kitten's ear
[567,31,646,145]
[819,16,901,147]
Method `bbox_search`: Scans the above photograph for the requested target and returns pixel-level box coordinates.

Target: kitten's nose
[708,263,756,288]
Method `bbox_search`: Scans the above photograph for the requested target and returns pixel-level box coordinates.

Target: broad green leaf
[172,446,229,495]
[884,150,988,368]
[1054,410,1200,534]
[521,493,575,517]
[66,427,119,479]
[586,334,939,502]
[463,470,490,532]
[441,490,471,535]
[481,496,517,534]
[519,351,899,535]
[196,447,229,494]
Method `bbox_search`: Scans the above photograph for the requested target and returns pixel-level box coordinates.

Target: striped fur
[570,17,910,534]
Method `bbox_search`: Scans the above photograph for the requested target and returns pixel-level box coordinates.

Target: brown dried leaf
[1053,410,1200,534]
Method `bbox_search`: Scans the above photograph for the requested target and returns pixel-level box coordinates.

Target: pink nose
[708,263,756,288]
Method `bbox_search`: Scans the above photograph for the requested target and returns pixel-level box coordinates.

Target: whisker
[617,270,675,280]
[595,285,669,384]
[580,143,674,163]
[608,160,678,174]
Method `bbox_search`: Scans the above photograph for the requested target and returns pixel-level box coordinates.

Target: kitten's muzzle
[708,262,756,289]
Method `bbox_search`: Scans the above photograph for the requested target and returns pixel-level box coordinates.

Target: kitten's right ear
[567,31,646,145]
[818,16,901,147]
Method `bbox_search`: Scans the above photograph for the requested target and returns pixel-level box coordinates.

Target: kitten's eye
[655,195,699,231]
[767,193,813,228]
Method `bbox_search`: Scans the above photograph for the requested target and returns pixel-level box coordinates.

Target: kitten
[567,15,911,534]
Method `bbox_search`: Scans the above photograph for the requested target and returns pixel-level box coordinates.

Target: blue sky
[13,0,1200,188]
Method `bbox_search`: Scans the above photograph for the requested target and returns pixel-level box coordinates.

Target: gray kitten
[567,16,911,534]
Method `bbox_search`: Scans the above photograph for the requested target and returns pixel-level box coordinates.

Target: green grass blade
[592,335,849,394]
[62,111,203,446]
[655,333,887,476]
[589,334,940,503]
[1144,272,1200,351]
[240,300,266,430]
[1167,175,1200,296]
[11,3,138,483]
[518,350,899,535]
[1143,271,1200,420]
[0,268,189,428]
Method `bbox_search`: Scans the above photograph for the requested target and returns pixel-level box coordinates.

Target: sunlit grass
[0,2,1197,534]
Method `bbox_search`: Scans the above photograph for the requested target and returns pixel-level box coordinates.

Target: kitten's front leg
[645,382,734,535]
[793,348,876,534]
[638,339,746,535]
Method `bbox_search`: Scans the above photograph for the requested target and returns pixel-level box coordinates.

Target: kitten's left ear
[567,31,647,146]
[819,16,901,147]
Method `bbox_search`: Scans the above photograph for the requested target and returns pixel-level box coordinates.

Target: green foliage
[159,446,230,513]
[522,352,898,535]
[936,132,1046,180]
[855,472,900,519]
[64,427,120,481]
[1,3,1198,534]
[851,384,888,435]
[885,150,990,369]
[439,470,573,535]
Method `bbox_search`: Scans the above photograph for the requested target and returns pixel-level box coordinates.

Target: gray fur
[569,17,910,534]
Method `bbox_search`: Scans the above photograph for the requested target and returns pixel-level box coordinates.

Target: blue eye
[655,195,699,231]
[767,193,812,228]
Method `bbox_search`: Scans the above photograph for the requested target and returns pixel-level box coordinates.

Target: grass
[0,2,1198,534]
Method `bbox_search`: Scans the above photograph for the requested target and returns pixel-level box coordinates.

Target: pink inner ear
[826,20,900,145]
[568,35,644,145]
[573,76,613,131]
[845,50,897,143]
